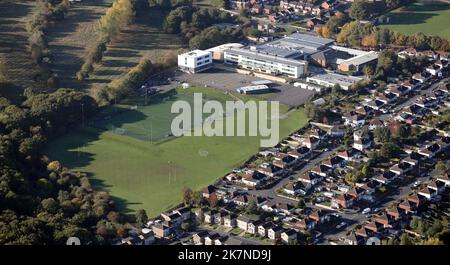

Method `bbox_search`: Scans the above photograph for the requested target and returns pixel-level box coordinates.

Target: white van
[362,208,371,214]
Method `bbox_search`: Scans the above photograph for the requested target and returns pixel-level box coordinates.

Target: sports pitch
[45,87,308,215]
[380,1,450,39]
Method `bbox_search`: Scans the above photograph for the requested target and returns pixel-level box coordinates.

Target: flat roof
[238,85,270,92]
[287,33,334,47]
[181,49,211,58]
[340,51,379,66]
[307,72,363,87]
[226,47,307,67]
[247,33,334,58]
[206,43,244,52]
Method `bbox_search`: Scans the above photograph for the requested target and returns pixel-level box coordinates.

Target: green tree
[245,200,258,214]
[297,198,305,209]
[374,126,391,143]
[435,161,447,175]
[399,233,412,245]
[41,198,58,214]
[135,209,148,229]
[182,187,194,206]
[349,0,373,20]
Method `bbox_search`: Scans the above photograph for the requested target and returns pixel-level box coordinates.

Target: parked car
[336,222,346,229]
[362,208,371,214]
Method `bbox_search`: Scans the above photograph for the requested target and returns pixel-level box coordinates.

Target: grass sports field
[380,1,450,39]
[45,86,308,216]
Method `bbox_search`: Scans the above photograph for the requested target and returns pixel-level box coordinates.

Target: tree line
[0,88,141,244]
[26,0,70,88]
[76,0,134,81]
[348,0,415,21]
[333,21,450,52]
[94,54,176,104]
[163,3,248,50]
[317,1,450,52]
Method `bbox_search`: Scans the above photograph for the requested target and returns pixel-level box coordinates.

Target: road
[393,77,449,112]
[319,78,449,243]
[246,146,340,205]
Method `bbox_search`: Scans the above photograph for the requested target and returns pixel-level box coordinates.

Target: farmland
[0,0,41,101]
[380,1,450,39]
[46,1,182,92]
[44,87,308,216]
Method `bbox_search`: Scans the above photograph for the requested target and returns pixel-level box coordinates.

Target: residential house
[436,175,450,187]
[203,185,217,200]
[308,209,330,224]
[303,136,320,149]
[389,162,412,176]
[322,156,345,169]
[398,200,415,215]
[223,214,238,228]
[310,165,330,178]
[337,148,361,161]
[241,171,268,188]
[332,194,354,209]
[343,113,365,127]
[193,231,209,245]
[374,213,392,229]
[258,163,283,177]
[205,233,222,245]
[174,207,191,222]
[258,223,272,237]
[160,212,182,226]
[237,215,251,231]
[268,226,284,240]
[288,146,311,159]
[386,207,401,221]
[203,210,217,224]
[368,118,384,131]
[417,143,441,158]
[247,220,262,234]
[281,229,297,244]
[152,221,172,238]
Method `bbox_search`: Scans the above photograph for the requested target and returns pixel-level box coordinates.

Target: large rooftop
[181,49,211,58]
[339,51,379,66]
[307,72,364,88]
[226,47,307,67]
[249,33,335,58]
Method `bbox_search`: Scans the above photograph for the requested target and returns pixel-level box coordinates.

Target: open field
[46,0,111,90]
[380,1,450,39]
[45,86,308,215]
[86,9,182,93]
[47,2,182,92]
[0,0,41,101]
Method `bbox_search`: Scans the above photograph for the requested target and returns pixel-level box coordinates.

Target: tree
[380,142,401,159]
[325,12,347,35]
[135,209,148,229]
[362,65,374,77]
[181,222,190,232]
[399,233,412,245]
[297,198,305,209]
[376,49,396,73]
[435,161,447,175]
[182,187,194,206]
[374,126,391,143]
[349,0,373,20]
[245,200,258,214]
[41,198,59,214]
[361,34,377,48]
[0,60,7,82]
